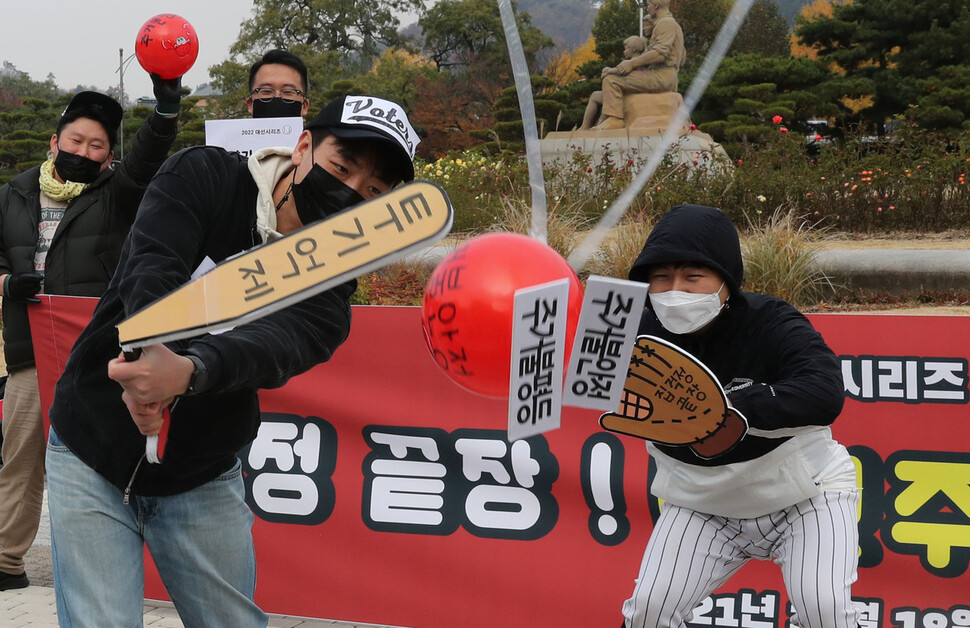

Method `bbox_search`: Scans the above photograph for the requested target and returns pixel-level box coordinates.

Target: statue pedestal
[624,92,685,135]
[540,127,730,171]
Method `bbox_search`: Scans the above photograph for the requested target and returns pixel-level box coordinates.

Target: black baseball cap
[306,94,419,182]
[62,91,124,135]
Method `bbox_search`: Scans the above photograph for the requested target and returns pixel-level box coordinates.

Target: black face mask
[291,163,364,226]
[53,148,105,184]
[252,98,303,119]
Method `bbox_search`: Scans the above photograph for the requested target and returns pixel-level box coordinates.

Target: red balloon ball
[422,232,584,398]
[134,14,199,79]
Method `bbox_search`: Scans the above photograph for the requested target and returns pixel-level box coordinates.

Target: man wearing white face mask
[620,204,861,628]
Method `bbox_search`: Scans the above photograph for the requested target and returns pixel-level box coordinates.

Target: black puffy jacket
[0,113,178,371]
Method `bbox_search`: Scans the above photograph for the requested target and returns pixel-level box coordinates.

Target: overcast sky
[0,1,266,100]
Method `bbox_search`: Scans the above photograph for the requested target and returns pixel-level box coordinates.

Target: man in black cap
[45,94,417,624]
[0,78,182,591]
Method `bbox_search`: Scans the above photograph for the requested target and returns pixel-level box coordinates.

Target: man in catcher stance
[619,204,860,627]
[45,94,417,626]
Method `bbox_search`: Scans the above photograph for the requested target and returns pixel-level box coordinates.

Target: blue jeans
[46,428,267,627]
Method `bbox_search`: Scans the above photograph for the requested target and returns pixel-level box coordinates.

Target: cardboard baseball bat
[118,180,453,462]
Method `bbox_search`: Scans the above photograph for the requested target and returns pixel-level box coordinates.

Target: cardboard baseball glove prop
[599,335,748,459]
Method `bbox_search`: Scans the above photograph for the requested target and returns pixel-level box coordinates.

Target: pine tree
[693,53,871,153]
[0,72,65,185]
[796,0,970,131]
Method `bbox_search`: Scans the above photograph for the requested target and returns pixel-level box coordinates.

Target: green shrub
[367,125,970,306]
[417,126,970,239]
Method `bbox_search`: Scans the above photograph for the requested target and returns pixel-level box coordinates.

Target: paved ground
[3,487,403,628]
[1,585,397,627]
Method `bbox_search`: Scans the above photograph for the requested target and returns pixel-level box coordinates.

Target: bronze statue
[592,0,686,131]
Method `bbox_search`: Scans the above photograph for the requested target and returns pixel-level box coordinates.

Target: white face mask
[649,283,726,334]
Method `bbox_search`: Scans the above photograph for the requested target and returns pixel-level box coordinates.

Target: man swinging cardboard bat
[43,95,447,625]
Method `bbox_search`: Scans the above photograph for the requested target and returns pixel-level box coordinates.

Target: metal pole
[118,48,125,160]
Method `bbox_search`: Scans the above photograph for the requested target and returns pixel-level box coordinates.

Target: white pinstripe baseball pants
[622,490,861,628]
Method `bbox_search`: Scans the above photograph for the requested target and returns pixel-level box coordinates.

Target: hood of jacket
[628,204,746,305]
[248,145,294,243]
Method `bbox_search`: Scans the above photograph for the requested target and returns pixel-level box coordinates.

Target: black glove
[4,272,43,303]
[151,73,182,117]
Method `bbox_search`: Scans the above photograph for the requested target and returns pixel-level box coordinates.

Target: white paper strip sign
[204,116,303,157]
[508,279,571,441]
[563,276,649,411]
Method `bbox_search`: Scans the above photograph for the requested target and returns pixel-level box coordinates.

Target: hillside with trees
[517,0,597,50]
[3,0,969,172]
[775,0,814,23]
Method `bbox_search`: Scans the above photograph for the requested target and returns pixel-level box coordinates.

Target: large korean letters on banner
[29,298,970,628]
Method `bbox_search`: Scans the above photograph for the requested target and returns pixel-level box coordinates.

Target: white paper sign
[508,279,570,441]
[563,276,649,411]
[204,117,303,157]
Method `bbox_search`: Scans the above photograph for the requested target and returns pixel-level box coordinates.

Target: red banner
[29,296,970,628]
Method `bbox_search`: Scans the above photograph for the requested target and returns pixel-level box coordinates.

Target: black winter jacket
[50,146,355,496]
[635,294,845,467]
[0,113,178,371]
[629,204,845,467]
